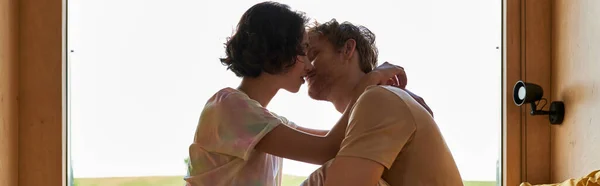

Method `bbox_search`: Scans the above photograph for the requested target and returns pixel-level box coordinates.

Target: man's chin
[307,88,327,101]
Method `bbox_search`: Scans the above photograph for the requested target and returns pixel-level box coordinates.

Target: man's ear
[342,39,357,61]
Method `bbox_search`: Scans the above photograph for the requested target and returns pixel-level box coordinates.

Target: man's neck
[237,76,279,107]
[327,71,366,113]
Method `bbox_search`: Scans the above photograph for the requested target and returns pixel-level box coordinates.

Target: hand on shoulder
[353,62,406,99]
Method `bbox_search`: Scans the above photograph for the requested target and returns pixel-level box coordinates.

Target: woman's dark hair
[220,1,309,78]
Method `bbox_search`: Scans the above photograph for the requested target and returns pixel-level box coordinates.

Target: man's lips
[305,73,316,84]
[306,72,316,80]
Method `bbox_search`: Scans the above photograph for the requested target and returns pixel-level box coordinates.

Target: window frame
[12,0,552,185]
[504,0,553,185]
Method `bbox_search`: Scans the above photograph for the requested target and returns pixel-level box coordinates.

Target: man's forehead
[308,32,320,42]
[308,32,327,48]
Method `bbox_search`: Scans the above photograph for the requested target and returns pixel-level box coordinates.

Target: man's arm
[324,86,417,186]
[324,157,385,186]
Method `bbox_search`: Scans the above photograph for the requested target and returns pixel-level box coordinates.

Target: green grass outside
[74,175,495,186]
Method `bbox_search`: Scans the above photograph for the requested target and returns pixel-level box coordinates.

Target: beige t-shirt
[304,85,463,186]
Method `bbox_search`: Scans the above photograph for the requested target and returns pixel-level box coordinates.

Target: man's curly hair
[220,1,309,78]
[308,19,379,73]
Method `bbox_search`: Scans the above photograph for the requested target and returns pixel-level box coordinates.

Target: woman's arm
[255,99,356,165]
[294,126,330,136]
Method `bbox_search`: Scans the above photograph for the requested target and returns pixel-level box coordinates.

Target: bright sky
[68,0,501,181]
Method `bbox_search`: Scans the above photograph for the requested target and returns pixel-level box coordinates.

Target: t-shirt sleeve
[271,113,298,129]
[194,91,283,160]
[337,86,417,169]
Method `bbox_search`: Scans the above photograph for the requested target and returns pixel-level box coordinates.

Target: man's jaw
[307,70,363,113]
[326,71,366,113]
[326,85,354,113]
[306,82,328,101]
[306,84,347,113]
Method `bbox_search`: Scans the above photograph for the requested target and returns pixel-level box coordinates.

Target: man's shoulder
[357,85,411,104]
[354,85,426,117]
[353,86,410,112]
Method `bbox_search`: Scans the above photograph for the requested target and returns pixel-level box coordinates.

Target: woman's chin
[283,85,301,94]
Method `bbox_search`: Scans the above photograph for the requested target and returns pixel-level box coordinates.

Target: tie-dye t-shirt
[184,88,297,186]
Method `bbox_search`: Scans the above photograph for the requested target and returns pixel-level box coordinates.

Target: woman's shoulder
[211,87,247,101]
[205,87,254,107]
[202,87,273,117]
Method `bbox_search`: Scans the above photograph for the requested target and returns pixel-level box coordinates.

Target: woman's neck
[237,75,279,107]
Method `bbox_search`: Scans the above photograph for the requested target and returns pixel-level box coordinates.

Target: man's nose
[305,60,315,72]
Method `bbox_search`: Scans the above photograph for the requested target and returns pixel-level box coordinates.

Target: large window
[67,0,501,185]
